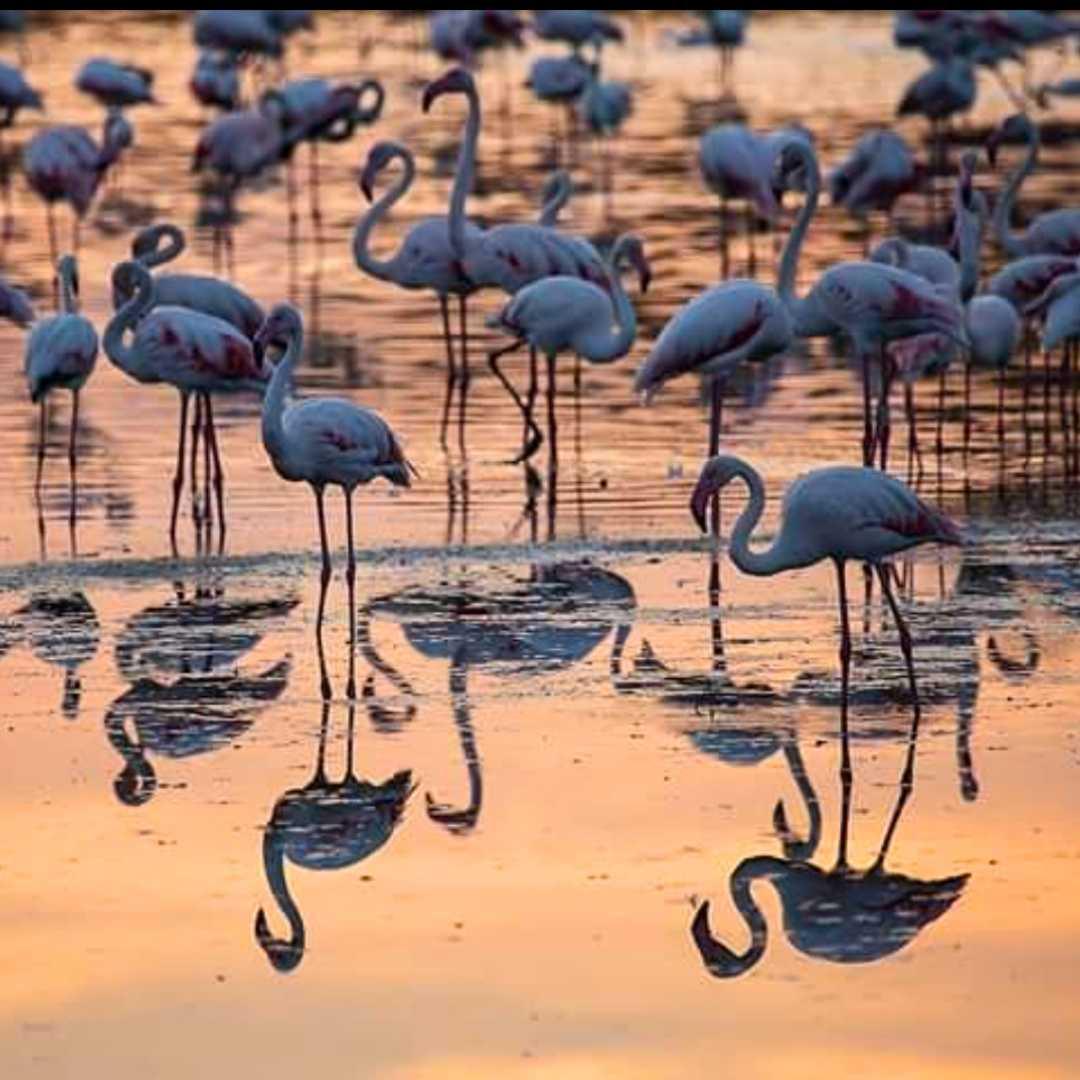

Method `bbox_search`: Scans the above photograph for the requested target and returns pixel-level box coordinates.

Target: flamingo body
[897,57,975,121]
[190,51,240,111]
[25,311,98,402]
[829,129,919,218]
[23,123,120,215]
[526,56,591,103]
[75,57,154,108]
[699,124,779,219]
[193,10,282,57]
[988,254,1079,310]
[532,10,623,51]
[0,60,40,118]
[966,295,1021,369]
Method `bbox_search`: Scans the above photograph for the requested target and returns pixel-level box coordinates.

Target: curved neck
[955,197,984,303]
[727,462,805,576]
[581,238,638,361]
[257,830,305,966]
[538,171,571,227]
[776,145,821,310]
[779,740,822,861]
[447,84,480,259]
[140,225,185,269]
[691,857,776,977]
[261,320,302,460]
[352,147,415,281]
[994,120,1038,258]
[103,265,154,377]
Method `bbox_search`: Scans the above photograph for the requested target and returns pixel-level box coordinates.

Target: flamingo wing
[25,314,99,400]
[491,276,611,353]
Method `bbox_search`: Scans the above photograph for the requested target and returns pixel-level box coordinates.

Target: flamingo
[190,51,241,111]
[634,136,818,526]
[254,690,412,973]
[74,57,155,109]
[118,222,264,339]
[690,453,964,725]
[25,254,98,525]
[0,59,41,128]
[429,9,524,65]
[676,11,749,98]
[578,63,631,207]
[23,115,130,258]
[354,139,483,447]
[256,303,413,698]
[273,75,384,224]
[828,129,923,229]
[485,232,650,463]
[536,168,572,227]
[193,10,283,60]
[532,10,624,55]
[897,53,976,172]
[0,272,33,326]
[104,260,269,551]
[987,112,1080,257]
[988,254,1080,310]
[526,54,592,161]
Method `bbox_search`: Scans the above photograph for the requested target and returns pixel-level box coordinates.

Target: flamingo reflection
[18,589,99,718]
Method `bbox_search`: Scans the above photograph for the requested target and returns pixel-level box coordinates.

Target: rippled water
[3,11,1080,1080]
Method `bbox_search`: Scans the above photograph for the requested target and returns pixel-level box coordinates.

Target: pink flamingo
[690,453,964,724]
[354,139,482,448]
[24,254,98,522]
[634,137,820,525]
[104,260,268,551]
[190,51,241,111]
[486,233,650,463]
[532,10,624,55]
[429,10,524,65]
[256,303,413,699]
[988,254,1079,310]
[987,112,1080,257]
[897,54,975,172]
[23,115,129,259]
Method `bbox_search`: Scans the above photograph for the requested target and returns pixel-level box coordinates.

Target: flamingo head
[56,254,79,299]
[111,259,151,306]
[690,454,742,534]
[773,137,817,201]
[359,140,401,201]
[421,67,475,113]
[985,112,1032,168]
[254,303,302,359]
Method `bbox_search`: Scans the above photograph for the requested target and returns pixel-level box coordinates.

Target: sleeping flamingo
[486,233,650,463]
[256,303,413,699]
[23,114,130,259]
[190,51,241,111]
[104,260,269,551]
[532,10,624,55]
[987,112,1080,257]
[690,453,964,722]
[75,57,155,109]
[25,254,98,522]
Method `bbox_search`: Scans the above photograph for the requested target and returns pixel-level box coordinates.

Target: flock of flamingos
[3,11,1080,739]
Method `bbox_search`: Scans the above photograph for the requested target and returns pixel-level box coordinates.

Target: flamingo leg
[525,346,539,449]
[546,351,558,470]
[708,377,724,537]
[876,562,921,726]
[963,361,972,468]
[877,347,894,471]
[998,365,1005,449]
[860,348,874,467]
[438,294,457,449]
[309,140,321,227]
[202,395,213,547]
[170,393,189,555]
[46,203,58,272]
[68,388,79,536]
[458,293,469,450]
[344,486,357,702]
[35,397,46,495]
[313,483,333,699]
[904,381,922,486]
[204,395,227,552]
[190,393,203,531]
[488,339,543,462]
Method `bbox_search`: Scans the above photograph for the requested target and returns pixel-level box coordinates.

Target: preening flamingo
[897,53,976,166]
[690,453,964,721]
[486,233,651,462]
[988,254,1080,310]
[354,138,483,447]
[987,112,1080,257]
[0,59,40,129]
[828,129,923,227]
[104,260,268,551]
[24,254,98,521]
[23,115,130,258]
[537,168,572,227]
[75,57,155,109]
[256,303,413,698]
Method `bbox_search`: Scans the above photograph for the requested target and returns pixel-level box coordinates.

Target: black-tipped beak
[690,480,713,534]
[359,169,374,202]
[985,131,1002,168]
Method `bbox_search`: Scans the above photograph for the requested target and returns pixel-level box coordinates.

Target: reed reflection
[369,561,635,834]
[691,683,969,977]
[254,641,413,973]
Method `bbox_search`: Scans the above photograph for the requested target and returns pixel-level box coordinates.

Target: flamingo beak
[690,473,719,534]
[359,163,375,202]
[985,130,1002,168]
[422,71,458,113]
[634,249,652,293]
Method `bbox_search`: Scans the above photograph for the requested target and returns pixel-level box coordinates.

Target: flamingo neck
[447,83,481,260]
[692,857,774,977]
[352,146,415,280]
[994,119,1038,259]
[726,459,812,577]
[58,263,77,314]
[103,264,155,379]
[955,196,985,303]
[142,224,185,269]
[538,171,571,227]
[580,236,638,361]
[256,830,305,970]
[776,142,821,313]
[261,320,302,465]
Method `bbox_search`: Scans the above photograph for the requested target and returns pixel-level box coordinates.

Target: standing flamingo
[354,139,482,447]
[532,10,624,55]
[486,232,650,463]
[897,53,976,173]
[75,57,155,109]
[190,51,241,111]
[256,303,413,698]
[987,112,1080,257]
[828,129,923,236]
[104,260,269,551]
[25,254,98,526]
[690,454,964,723]
[23,115,130,259]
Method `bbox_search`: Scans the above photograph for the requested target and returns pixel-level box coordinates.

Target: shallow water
[2,11,1080,1080]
